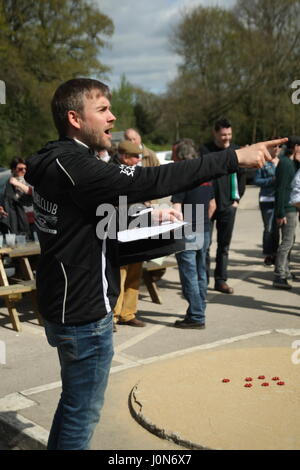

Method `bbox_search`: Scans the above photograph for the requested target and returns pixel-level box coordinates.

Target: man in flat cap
[118,139,143,163]
[124,128,160,167]
[112,140,146,329]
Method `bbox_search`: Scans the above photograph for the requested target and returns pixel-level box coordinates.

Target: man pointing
[25,77,287,450]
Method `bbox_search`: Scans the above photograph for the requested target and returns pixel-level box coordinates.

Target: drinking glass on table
[16,234,26,246]
[5,233,16,247]
[33,232,39,244]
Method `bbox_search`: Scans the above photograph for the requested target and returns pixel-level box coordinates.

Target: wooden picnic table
[0,242,42,331]
[142,258,177,304]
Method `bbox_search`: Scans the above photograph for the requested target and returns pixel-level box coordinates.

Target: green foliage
[163,0,300,146]
[133,87,168,145]
[111,77,169,144]
[111,75,136,131]
[0,0,113,166]
[109,0,300,148]
[1,0,300,161]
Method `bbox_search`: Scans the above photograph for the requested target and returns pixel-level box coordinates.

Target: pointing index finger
[263,137,288,147]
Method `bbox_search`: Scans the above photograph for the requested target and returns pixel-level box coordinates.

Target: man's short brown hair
[51,78,111,137]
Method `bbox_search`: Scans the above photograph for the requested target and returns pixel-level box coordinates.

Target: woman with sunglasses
[3,157,34,238]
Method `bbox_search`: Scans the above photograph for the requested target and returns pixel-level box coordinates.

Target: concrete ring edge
[128,384,212,451]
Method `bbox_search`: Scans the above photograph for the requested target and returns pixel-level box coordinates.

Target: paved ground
[0,186,299,450]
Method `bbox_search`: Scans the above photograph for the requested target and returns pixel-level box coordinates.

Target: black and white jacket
[26,137,238,325]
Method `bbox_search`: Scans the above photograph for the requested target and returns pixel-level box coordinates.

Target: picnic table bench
[0,243,42,332]
[142,258,177,304]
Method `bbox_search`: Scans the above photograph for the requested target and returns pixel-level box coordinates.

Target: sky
[96,0,236,95]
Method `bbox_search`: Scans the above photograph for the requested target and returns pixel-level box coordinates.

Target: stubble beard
[79,124,111,152]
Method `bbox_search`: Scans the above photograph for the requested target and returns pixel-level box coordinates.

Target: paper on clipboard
[117,220,187,243]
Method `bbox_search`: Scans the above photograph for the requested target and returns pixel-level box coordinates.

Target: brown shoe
[118,318,146,327]
[214,282,234,294]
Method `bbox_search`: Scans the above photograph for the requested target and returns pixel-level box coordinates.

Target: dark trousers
[259,201,279,256]
[207,205,237,283]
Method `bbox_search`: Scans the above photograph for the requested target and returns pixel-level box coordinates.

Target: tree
[168,7,251,132]
[0,0,113,165]
[234,0,300,140]
[133,88,167,144]
[111,76,168,145]
[111,75,136,131]
[164,1,300,146]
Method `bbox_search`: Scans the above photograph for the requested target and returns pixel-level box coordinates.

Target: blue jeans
[44,312,114,450]
[259,201,279,255]
[175,231,210,323]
